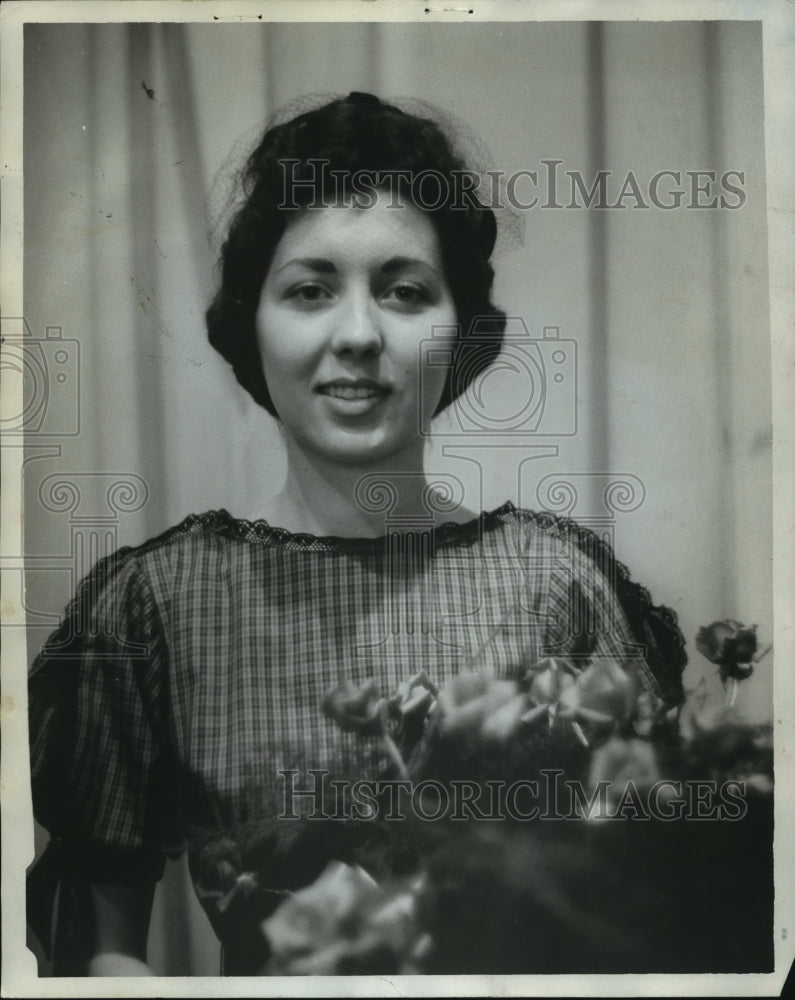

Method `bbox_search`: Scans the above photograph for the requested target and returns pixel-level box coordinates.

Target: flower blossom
[587,735,666,816]
[521,657,637,732]
[558,658,638,726]
[678,701,763,770]
[521,657,579,725]
[696,619,758,683]
[262,861,428,975]
[436,673,528,745]
[388,669,438,727]
[322,678,385,736]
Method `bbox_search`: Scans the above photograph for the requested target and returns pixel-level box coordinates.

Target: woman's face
[256,190,456,469]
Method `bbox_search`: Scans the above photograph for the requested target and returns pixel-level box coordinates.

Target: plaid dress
[28,501,685,968]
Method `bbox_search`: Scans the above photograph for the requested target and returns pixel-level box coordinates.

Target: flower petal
[262,861,378,957]
[479,692,529,743]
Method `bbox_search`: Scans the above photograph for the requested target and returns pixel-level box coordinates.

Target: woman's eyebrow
[380,256,440,276]
[274,257,336,275]
[275,256,441,277]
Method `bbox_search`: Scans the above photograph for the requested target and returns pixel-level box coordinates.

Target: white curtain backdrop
[22,21,772,975]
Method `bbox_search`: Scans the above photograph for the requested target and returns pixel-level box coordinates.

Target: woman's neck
[261,442,462,538]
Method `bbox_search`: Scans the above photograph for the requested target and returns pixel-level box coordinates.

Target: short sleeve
[28,548,179,882]
[532,516,686,706]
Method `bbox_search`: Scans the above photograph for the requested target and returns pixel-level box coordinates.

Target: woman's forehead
[272,191,444,268]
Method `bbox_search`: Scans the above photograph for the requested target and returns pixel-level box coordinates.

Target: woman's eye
[383,283,428,307]
[287,283,331,305]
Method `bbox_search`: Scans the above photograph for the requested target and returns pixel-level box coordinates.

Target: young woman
[28,92,685,976]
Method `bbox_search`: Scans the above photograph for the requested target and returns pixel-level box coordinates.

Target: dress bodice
[28,502,686,972]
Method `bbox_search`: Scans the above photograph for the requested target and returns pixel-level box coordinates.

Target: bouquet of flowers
[195,619,773,975]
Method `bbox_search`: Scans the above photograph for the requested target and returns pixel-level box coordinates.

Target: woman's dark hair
[206,91,506,418]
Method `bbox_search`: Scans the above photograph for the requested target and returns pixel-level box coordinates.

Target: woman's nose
[329,290,383,357]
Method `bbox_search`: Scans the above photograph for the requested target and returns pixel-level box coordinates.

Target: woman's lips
[316,381,390,401]
[315,380,391,416]
[319,386,384,400]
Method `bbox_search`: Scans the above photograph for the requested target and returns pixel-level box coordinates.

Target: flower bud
[696,619,758,682]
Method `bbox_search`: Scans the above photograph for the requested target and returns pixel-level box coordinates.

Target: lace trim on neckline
[198,500,518,552]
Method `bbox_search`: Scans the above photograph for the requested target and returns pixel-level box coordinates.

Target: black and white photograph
[1,1,793,994]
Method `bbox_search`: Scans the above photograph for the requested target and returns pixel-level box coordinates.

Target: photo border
[2,1,793,996]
